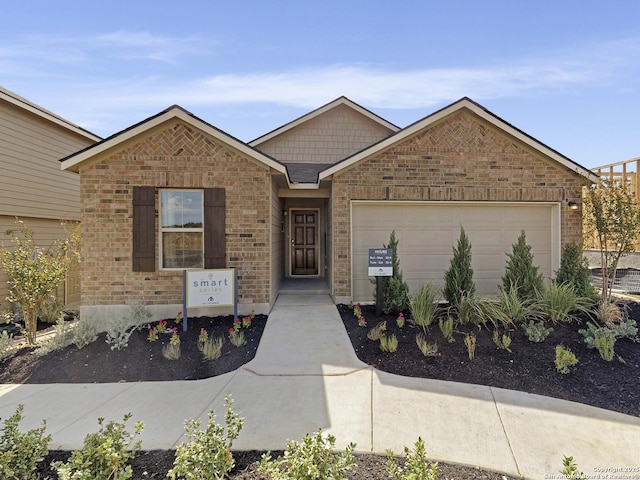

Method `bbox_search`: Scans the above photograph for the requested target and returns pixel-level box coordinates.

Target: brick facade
[79,120,272,307]
[331,111,586,299]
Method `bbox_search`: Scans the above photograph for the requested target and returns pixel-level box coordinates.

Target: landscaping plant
[0,330,12,360]
[387,436,439,480]
[53,413,143,480]
[438,316,455,343]
[0,404,51,480]
[492,330,512,353]
[560,455,585,480]
[168,395,243,480]
[497,284,540,327]
[199,335,224,361]
[0,220,80,344]
[555,242,596,299]
[416,333,439,357]
[379,333,399,353]
[554,345,578,374]
[376,230,410,314]
[367,321,387,341]
[162,329,182,360]
[501,230,544,301]
[583,178,640,302]
[409,282,441,333]
[523,320,553,343]
[258,429,356,480]
[443,226,476,313]
[463,334,476,361]
[535,282,593,324]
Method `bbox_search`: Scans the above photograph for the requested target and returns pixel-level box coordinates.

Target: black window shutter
[132,186,156,272]
[204,188,226,268]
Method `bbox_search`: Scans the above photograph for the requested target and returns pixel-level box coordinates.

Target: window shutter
[204,188,226,268]
[132,186,156,272]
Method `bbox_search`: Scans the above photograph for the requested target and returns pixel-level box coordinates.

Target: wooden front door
[291,210,318,275]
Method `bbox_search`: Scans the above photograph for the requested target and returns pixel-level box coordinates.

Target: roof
[319,97,599,184]
[0,86,101,142]
[60,105,305,185]
[249,96,400,147]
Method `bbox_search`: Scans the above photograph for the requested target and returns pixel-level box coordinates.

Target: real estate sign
[186,269,236,308]
[368,248,393,276]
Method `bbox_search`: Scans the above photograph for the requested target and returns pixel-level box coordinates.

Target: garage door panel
[352,203,558,302]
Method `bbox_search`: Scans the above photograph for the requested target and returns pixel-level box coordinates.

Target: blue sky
[2,1,639,168]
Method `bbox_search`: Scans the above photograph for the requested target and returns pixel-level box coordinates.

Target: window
[160,190,204,269]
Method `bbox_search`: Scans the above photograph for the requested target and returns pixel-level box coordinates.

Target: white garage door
[351,201,560,303]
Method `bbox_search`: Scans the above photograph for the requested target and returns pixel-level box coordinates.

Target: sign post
[182,268,237,332]
[368,248,393,316]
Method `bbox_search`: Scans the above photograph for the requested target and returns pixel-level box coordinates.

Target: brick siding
[79,121,271,307]
[331,110,586,299]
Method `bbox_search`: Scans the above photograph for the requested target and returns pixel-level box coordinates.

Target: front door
[291,210,318,275]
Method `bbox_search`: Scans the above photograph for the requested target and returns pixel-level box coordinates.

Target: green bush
[443,227,475,312]
[579,322,618,361]
[438,316,455,343]
[555,345,578,374]
[501,230,544,301]
[168,395,243,480]
[258,429,355,480]
[457,295,505,329]
[375,231,409,314]
[34,317,75,357]
[497,284,540,326]
[560,455,585,480]
[409,283,441,333]
[38,298,64,324]
[555,242,596,298]
[0,404,51,480]
[53,413,144,480]
[535,282,592,324]
[379,334,399,353]
[523,320,553,343]
[387,437,438,480]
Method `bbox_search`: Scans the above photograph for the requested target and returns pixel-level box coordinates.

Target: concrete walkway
[1,294,639,479]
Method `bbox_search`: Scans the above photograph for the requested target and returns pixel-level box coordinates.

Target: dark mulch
[338,302,640,418]
[3,302,638,479]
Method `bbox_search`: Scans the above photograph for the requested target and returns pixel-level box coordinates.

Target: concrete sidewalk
[1,294,639,479]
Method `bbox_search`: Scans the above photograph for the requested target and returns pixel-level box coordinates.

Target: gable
[254,103,396,165]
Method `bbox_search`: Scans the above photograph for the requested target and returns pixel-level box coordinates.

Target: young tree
[583,179,640,302]
[501,230,544,301]
[376,231,409,314]
[0,220,80,344]
[443,226,475,311]
[555,241,596,299]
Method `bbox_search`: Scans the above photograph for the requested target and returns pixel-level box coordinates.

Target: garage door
[351,202,559,302]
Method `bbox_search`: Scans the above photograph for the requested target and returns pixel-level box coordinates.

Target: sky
[2,1,639,169]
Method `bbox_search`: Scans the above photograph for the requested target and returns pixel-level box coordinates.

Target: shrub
[535,282,592,324]
[555,242,596,298]
[560,455,585,480]
[168,395,243,480]
[387,437,438,480]
[38,298,64,324]
[72,314,99,349]
[457,295,505,329]
[443,227,476,312]
[416,333,439,357]
[258,429,356,480]
[200,336,224,361]
[0,330,14,360]
[595,300,627,328]
[555,345,578,374]
[409,283,441,333]
[579,322,618,361]
[53,413,144,480]
[34,317,75,357]
[0,404,51,480]
[463,334,476,361]
[367,321,387,341]
[105,305,151,351]
[501,230,544,301]
[376,231,410,314]
[497,284,540,327]
[379,334,399,353]
[594,334,615,362]
[438,316,455,343]
[492,330,512,353]
[228,330,246,347]
[614,319,638,340]
[524,320,553,343]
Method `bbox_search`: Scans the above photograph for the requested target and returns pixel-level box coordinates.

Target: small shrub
[555,345,578,374]
[375,231,410,314]
[379,334,399,353]
[443,227,476,313]
[416,333,439,357]
[200,336,224,361]
[501,230,545,301]
[38,298,64,324]
[387,437,438,480]
[497,284,540,327]
[34,317,75,357]
[492,330,512,353]
[105,305,152,351]
[72,314,99,349]
[614,319,638,340]
[0,404,51,480]
[593,334,615,362]
[438,316,455,343]
[53,413,143,480]
[463,334,476,361]
[535,282,592,324]
[524,320,553,343]
[258,429,355,480]
[457,295,504,329]
[409,283,441,333]
[367,321,387,341]
[168,395,243,480]
[0,330,14,360]
[228,329,246,347]
[555,242,596,299]
[595,300,627,328]
[560,455,584,480]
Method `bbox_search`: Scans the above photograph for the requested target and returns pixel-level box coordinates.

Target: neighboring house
[60,96,597,323]
[0,87,101,310]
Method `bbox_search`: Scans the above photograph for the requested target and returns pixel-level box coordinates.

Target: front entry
[291,210,318,275]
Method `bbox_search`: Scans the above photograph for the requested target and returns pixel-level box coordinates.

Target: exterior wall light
[568,201,578,210]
